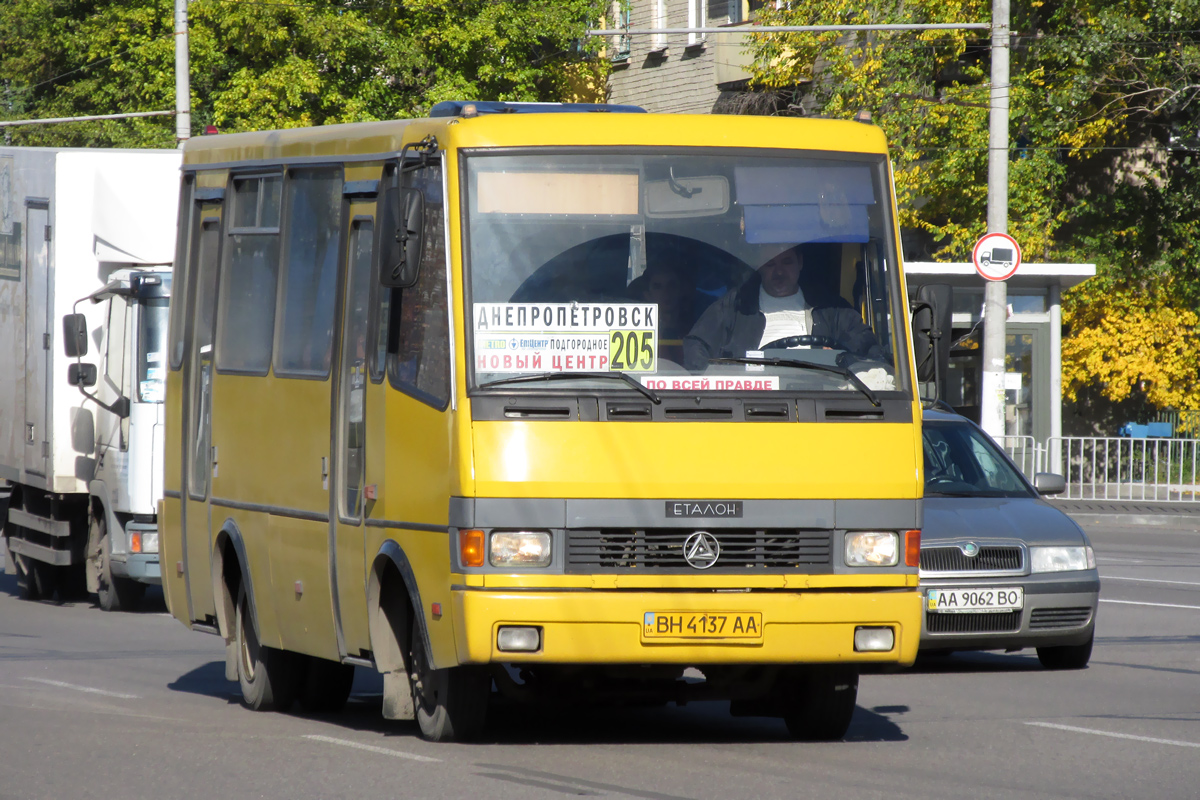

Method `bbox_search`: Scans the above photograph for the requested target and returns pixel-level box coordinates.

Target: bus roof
[180,113,890,168]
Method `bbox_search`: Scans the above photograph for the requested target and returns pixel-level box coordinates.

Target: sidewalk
[1049,499,1200,531]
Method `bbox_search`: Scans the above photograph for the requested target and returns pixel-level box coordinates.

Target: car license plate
[927,587,1023,613]
[642,611,762,639]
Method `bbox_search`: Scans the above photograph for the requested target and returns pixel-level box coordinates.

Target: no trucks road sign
[972,232,1022,281]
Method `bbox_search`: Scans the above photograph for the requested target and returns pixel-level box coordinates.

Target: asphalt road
[1,520,1197,800]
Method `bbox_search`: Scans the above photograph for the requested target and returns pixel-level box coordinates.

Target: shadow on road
[0,566,168,613]
[904,650,1045,674]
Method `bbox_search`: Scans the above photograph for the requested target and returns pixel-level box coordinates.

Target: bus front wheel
[409,620,489,742]
[782,667,859,741]
[235,583,299,712]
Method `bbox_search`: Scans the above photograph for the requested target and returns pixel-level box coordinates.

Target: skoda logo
[961,542,980,557]
[683,531,721,569]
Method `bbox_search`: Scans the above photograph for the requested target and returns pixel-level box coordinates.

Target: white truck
[0,146,180,610]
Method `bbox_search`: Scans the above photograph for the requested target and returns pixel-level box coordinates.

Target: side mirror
[63,313,88,357]
[910,284,951,385]
[379,185,424,289]
[1033,472,1067,495]
[67,362,98,387]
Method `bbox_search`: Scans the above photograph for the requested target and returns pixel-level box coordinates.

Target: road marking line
[23,678,140,699]
[302,734,441,762]
[1026,722,1200,749]
[1100,599,1200,610]
[1102,576,1200,587]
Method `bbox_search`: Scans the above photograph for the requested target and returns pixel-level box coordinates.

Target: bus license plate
[926,587,1024,613]
[642,612,762,639]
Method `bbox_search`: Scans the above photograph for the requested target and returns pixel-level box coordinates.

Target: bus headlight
[1031,546,1094,573]
[844,531,899,567]
[490,531,552,568]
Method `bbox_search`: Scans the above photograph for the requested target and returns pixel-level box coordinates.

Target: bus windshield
[465,150,909,397]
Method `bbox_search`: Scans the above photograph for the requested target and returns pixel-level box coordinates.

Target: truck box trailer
[0,147,180,609]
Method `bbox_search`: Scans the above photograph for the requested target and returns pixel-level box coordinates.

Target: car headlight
[1030,545,1095,573]
[845,531,899,567]
[490,531,552,568]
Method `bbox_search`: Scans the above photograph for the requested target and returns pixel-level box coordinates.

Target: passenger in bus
[682,245,885,370]
[628,261,696,364]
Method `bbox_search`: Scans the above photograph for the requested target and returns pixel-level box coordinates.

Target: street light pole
[980,0,1011,441]
[174,0,190,146]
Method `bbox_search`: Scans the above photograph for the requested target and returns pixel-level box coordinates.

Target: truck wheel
[782,667,859,741]
[298,656,355,713]
[409,618,489,742]
[235,583,299,711]
[88,513,145,612]
[1037,631,1093,670]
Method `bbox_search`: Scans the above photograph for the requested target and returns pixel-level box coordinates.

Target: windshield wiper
[709,357,880,407]
[478,371,662,404]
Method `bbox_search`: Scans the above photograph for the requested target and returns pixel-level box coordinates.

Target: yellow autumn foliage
[1062,285,1200,409]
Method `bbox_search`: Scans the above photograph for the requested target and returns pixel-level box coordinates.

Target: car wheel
[782,667,859,741]
[409,619,489,742]
[235,583,300,711]
[1037,631,1094,670]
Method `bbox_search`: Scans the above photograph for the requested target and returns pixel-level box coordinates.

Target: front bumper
[450,588,922,666]
[919,571,1099,651]
[111,553,162,585]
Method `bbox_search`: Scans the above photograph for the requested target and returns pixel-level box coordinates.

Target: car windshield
[464,150,909,398]
[923,421,1033,498]
[138,296,169,403]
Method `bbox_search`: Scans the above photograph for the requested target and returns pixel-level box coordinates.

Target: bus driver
[682,245,885,371]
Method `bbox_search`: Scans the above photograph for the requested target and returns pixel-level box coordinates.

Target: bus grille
[565,529,832,572]
[926,610,1022,633]
[1029,607,1093,629]
[920,546,1023,574]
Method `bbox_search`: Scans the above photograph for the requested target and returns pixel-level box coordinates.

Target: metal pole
[0,110,175,127]
[175,0,191,146]
[1049,282,1063,472]
[979,0,1010,442]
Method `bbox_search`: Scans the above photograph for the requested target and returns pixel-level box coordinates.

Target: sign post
[975,230,1021,442]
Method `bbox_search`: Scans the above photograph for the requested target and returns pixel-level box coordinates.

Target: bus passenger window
[217,174,281,374]
[387,166,449,408]
[275,167,344,378]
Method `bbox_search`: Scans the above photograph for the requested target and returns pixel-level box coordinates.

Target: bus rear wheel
[235,583,300,711]
[781,667,859,741]
[409,620,489,742]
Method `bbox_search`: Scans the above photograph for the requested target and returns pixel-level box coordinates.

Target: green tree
[0,0,608,147]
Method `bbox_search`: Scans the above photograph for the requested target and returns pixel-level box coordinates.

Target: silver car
[919,409,1099,669]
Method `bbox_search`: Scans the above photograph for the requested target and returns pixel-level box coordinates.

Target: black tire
[782,668,860,741]
[235,583,300,711]
[299,656,355,713]
[1037,631,1094,670]
[409,619,490,742]
[88,512,145,612]
[15,553,45,601]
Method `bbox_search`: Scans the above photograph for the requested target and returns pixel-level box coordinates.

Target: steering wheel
[760,334,842,350]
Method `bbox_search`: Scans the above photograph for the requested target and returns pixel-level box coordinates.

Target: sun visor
[92,168,178,264]
[736,164,875,244]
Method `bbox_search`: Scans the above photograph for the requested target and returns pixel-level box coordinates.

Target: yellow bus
[161,101,924,742]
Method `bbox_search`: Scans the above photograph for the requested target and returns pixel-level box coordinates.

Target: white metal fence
[1000,436,1200,503]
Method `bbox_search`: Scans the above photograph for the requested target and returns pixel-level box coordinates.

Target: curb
[1065,513,1200,531]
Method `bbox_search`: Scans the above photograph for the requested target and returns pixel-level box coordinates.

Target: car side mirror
[379,185,424,289]
[1033,472,1066,495]
[67,362,98,387]
[63,313,88,357]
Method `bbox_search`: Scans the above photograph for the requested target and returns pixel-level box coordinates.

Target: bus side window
[216,174,282,375]
[386,165,450,409]
[274,167,344,379]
